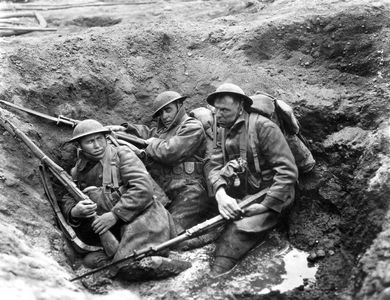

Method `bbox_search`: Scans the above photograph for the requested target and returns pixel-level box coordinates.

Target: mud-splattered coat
[59,144,174,262]
[209,111,298,232]
[124,106,210,230]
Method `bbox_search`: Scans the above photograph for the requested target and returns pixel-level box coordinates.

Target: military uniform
[60,143,175,250]
[206,83,298,275]
[59,122,188,279]
[123,105,209,231]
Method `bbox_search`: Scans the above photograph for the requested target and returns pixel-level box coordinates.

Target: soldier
[59,119,190,280]
[206,83,298,277]
[110,91,210,235]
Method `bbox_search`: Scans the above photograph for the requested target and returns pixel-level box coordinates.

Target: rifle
[0,100,148,148]
[70,187,269,281]
[1,118,119,257]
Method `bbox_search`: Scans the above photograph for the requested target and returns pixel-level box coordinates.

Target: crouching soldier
[110,91,210,235]
[59,119,190,280]
[206,83,298,277]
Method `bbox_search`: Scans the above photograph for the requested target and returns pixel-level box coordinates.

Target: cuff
[261,195,285,213]
[211,177,228,195]
[67,208,81,227]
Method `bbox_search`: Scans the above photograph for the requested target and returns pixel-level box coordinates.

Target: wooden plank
[0,26,56,31]
[0,1,156,11]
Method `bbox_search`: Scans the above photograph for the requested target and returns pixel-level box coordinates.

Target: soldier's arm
[122,123,157,140]
[257,119,298,213]
[145,118,205,165]
[207,137,228,195]
[111,146,154,223]
[207,137,243,219]
[58,194,81,226]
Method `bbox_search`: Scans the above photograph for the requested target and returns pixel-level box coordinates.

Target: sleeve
[145,118,206,165]
[122,123,157,140]
[207,130,228,194]
[111,146,154,223]
[58,193,81,227]
[257,120,298,213]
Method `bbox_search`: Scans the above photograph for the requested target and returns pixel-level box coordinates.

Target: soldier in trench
[108,91,214,249]
[59,119,190,280]
[205,83,298,277]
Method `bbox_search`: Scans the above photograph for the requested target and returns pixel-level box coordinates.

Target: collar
[76,144,111,171]
[226,110,248,135]
[157,105,188,133]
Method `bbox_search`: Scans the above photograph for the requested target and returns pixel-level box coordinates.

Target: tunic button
[98,174,103,179]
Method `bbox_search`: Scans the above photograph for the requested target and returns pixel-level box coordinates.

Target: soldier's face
[160,102,178,127]
[214,95,242,128]
[79,133,107,157]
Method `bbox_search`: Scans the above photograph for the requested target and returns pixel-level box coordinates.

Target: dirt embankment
[1,0,390,299]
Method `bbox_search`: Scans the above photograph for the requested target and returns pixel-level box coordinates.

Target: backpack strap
[247,113,261,174]
[239,120,247,163]
[221,128,227,166]
[102,145,120,195]
[213,113,218,149]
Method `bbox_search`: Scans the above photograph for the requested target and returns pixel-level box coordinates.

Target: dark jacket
[208,111,298,213]
[124,106,207,174]
[59,143,174,259]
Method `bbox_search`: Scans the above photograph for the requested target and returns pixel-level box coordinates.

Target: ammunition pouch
[168,161,204,178]
[221,159,274,197]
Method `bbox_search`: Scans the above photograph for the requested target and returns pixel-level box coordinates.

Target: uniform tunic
[124,106,209,231]
[208,111,298,233]
[59,144,174,262]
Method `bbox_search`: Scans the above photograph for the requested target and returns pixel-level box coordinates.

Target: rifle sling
[39,165,103,253]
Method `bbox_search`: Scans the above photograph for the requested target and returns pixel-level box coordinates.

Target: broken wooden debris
[0,26,56,31]
[0,1,157,11]
[0,11,53,37]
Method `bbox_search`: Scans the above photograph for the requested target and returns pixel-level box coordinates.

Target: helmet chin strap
[160,101,182,125]
[176,101,183,111]
[233,102,244,123]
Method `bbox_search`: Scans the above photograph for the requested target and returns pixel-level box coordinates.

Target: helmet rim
[68,119,110,143]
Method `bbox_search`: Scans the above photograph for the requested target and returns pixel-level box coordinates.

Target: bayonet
[0,100,148,148]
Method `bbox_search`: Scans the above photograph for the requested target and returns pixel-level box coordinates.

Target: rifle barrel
[70,187,269,281]
[0,100,148,148]
[0,100,77,126]
[115,132,148,148]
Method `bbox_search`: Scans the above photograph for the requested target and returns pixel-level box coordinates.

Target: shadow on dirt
[244,8,389,76]
[66,17,122,28]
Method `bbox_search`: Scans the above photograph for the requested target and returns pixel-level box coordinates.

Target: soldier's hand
[215,187,242,219]
[106,125,126,132]
[70,199,97,219]
[243,203,269,217]
[146,137,158,145]
[92,212,118,235]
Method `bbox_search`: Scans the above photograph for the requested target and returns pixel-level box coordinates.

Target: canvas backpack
[248,93,316,174]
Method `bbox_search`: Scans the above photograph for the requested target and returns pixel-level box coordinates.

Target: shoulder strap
[213,113,218,149]
[102,145,119,192]
[247,113,261,174]
[221,128,226,166]
[239,120,247,163]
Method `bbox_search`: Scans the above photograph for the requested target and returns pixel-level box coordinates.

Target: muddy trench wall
[1,2,390,299]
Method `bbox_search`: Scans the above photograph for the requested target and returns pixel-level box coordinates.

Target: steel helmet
[69,119,110,142]
[206,83,253,108]
[152,91,187,118]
